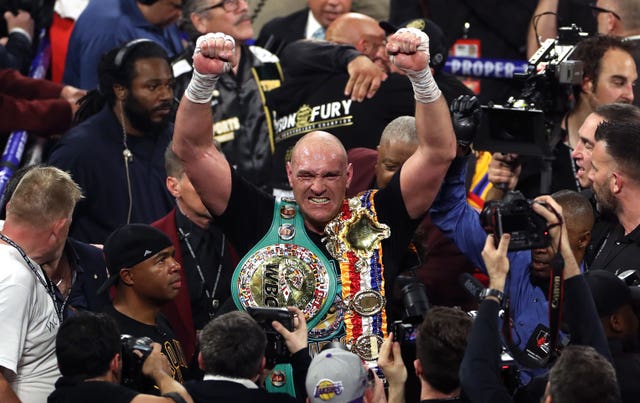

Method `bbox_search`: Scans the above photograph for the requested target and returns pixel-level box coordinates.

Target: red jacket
[0,68,72,135]
[152,208,240,362]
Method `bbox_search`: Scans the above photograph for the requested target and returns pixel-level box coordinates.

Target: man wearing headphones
[49,40,175,244]
[63,0,184,90]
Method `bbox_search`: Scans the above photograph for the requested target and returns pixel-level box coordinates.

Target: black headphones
[138,0,158,5]
[114,38,155,71]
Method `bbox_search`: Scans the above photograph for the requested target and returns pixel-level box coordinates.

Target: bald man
[266,13,471,192]
[173,28,455,365]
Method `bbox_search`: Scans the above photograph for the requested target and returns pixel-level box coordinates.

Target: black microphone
[458,273,486,301]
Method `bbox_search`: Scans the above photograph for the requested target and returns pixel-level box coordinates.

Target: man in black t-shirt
[98,224,191,388]
[173,28,456,356]
[49,311,192,403]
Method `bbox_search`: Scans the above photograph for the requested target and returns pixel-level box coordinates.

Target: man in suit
[256,0,351,54]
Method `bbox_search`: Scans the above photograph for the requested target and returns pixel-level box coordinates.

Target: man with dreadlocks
[48,39,175,244]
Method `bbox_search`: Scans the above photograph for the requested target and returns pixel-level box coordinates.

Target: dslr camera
[480,191,550,251]
[120,334,154,393]
[391,275,430,345]
[247,307,294,368]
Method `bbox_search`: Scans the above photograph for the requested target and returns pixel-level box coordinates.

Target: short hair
[415,307,472,394]
[594,120,640,182]
[56,312,121,379]
[548,345,620,403]
[199,311,267,378]
[551,189,594,233]
[7,165,83,226]
[379,116,418,147]
[594,103,640,124]
[74,40,170,124]
[570,35,634,91]
[164,141,185,179]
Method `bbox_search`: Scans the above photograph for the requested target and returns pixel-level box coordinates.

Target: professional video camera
[390,275,430,345]
[480,191,550,251]
[475,24,588,157]
[247,306,294,368]
[120,334,155,393]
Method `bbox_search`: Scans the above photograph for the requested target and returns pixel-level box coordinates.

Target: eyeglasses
[589,3,622,21]
[196,0,239,13]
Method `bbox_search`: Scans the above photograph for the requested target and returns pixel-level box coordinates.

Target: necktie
[311,27,325,40]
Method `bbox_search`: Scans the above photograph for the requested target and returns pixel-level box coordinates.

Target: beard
[124,94,172,133]
[593,183,618,215]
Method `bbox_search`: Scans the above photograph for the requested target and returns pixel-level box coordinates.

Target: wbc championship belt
[324,190,390,363]
[231,198,337,329]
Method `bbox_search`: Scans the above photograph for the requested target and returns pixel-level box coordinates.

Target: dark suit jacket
[256,8,308,55]
[67,238,110,313]
[186,380,297,403]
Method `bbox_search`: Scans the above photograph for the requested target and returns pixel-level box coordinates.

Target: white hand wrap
[184,33,236,104]
[394,27,441,104]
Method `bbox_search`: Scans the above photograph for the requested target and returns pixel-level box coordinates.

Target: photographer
[487,35,636,199]
[185,307,310,403]
[460,197,618,402]
[378,306,473,403]
[430,150,594,384]
[48,311,193,403]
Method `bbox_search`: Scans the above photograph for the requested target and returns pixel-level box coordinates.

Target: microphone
[459,273,486,301]
[123,148,133,162]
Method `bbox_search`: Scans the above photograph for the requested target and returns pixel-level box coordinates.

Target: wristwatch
[480,288,504,304]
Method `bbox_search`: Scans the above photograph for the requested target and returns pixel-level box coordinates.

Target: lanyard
[178,227,224,314]
[0,233,64,323]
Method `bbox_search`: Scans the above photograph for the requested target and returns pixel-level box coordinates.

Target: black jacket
[256,8,308,55]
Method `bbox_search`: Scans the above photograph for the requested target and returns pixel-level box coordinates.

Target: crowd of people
[1,1,640,402]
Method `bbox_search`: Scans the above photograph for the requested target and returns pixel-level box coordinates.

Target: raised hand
[192,32,238,76]
[386,27,429,74]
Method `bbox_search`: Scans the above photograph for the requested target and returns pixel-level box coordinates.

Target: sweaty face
[588,141,618,214]
[308,0,351,28]
[572,113,604,189]
[287,140,351,234]
[127,246,182,303]
[375,140,416,189]
[586,48,636,107]
[124,58,174,133]
[191,0,253,42]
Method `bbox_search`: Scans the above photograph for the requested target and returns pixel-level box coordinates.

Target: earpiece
[123,148,133,163]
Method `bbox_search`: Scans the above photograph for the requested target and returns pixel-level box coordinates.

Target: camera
[391,275,430,344]
[120,334,154,393]
[247,307,294,368]
[480,191,550,251]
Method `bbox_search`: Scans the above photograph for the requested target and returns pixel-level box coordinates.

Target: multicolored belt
[324,190,390,362]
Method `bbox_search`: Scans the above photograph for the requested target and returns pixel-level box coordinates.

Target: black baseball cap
[96,224,173,295]
[584,270,640,317]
